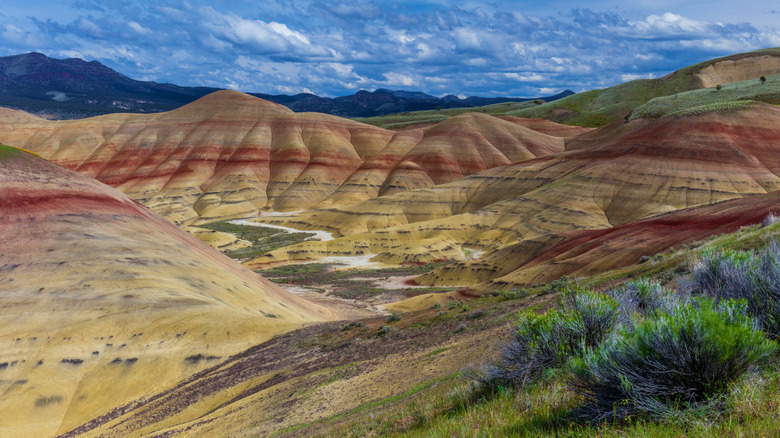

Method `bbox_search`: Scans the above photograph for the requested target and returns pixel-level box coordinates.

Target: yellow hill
[0,145,335,437]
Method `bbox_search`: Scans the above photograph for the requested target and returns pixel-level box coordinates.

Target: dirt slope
[0,145,334,437]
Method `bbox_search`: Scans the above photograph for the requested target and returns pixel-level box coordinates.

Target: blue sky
[2,1,779,97]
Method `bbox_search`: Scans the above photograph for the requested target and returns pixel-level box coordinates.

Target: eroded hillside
[0,145,334,437]
[246,104,780,290]
[0,90,575,225]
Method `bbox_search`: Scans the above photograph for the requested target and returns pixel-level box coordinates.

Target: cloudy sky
[2,1,779,97]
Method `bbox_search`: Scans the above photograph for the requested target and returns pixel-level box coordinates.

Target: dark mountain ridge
[0,52,573,119]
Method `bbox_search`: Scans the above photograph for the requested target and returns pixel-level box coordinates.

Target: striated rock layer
[0,90,571,225]
[0,145,334,437]
[245,104,780,288]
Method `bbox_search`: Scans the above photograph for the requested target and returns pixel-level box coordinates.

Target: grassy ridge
[354,48,780,130]
[0,143,39,158]
[353,101,540,129]
[629,73,780,119]
[504,48,780,126]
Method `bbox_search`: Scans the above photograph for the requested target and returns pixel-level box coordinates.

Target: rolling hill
[245,103,780,291]
[507,47,780,126]
[0,90,581,225]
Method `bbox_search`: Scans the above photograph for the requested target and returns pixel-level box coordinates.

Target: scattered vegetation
[353,101,538,129]
[762,213,780,228]
[685,244,780,338]
[313,223,780,437]
[453,236,780,433]
[630,73,780,119]
[262,261,457,301]
[571,298,775,423]
[468,288,618,395]
[507,48,780,126]
[184,354,222,364]
[199,220,316,260]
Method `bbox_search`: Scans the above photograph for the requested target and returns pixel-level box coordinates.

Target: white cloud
[620,73,656,81]
[203,10,328,58]
[128,21,151,35]
[619,12,710,39]
[506,73,545,81]
[74,16,104,38]
[2,24,44,45]
[3,2,778,98]
[453,28,484,52]
[200,34,232,52]
[275,85,315,95]
[382,72,416,87]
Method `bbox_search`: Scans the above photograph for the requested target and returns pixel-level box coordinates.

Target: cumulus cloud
[202,10,330,58]
[0,1,777,97]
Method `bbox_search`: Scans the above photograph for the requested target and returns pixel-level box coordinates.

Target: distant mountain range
[0,52,574,119]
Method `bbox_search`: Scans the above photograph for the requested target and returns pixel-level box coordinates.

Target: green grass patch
[423,347,451,359]
[0,143,30,159]
[508,49,780,127]
[629,73,780,119]
[199,220,317,260]
[353,101,540,129]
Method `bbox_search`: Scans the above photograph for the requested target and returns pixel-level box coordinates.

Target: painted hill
[245,103,780,290]
[0,90,577,225]
[0,52,571,119]
[0,144,334,437]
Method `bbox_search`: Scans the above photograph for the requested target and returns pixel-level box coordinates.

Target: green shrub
[495,289,526,301]
[560,287,620,351]
[571,299,776,423]
[609,279,682,330]
[468,288,618,394]
[685,244,780,338]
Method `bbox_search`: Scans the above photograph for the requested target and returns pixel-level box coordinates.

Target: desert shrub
[570,299,776,423]
[342,321,364,330]
[387,313,402,322]
[495,289,526,301]
[560,287,620,350]
[466,310,487,320]
[447,300,463,310]
[762,212,780,228]
[684,245,780,338]
[469,288,618,394]
[609,279,683,330]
